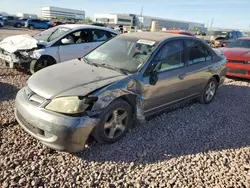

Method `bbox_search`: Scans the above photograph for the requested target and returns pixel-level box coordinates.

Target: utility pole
[206,20,209,29]
[140,6,143,29]
[210,18,214,29]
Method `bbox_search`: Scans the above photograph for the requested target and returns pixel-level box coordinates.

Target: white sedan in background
[0,24,120,74]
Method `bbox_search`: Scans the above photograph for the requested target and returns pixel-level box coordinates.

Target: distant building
[94,14,133,26]
[94,13,205,31]
[16,13,37,19]
[41,6,85,20]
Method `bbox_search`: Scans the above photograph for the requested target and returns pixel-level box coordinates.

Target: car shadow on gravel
[0,82,19,101]
[78,83,250,164]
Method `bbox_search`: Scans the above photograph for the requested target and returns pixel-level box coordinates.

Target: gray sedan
[15,32,226,152]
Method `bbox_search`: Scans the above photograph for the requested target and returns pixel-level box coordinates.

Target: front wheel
[92,99,133,144]
[30,57,53,74]
[199,78,218,104]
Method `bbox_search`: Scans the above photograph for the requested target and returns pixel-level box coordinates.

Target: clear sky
[1,0,250,29]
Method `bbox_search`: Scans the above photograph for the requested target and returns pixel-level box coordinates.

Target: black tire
[29,25,35,30]
[16,23,22,28]
[30,57,54,74]
[199,77,218,104]
[92,99,133,144]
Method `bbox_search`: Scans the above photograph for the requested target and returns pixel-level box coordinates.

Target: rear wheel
[199,77,218,104]
[29,25,35,30]
[30,57,54,74]
[92,99,132,144]
[16,23,22,28]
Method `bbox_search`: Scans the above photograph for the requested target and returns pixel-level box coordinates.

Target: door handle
[179,74,186,80]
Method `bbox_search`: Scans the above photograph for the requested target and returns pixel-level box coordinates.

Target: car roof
[121,32,192,42]
[162,30,195,36]
[57,24,120,34]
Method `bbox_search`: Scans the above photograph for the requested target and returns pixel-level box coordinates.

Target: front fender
[30,49,45,60]
[88,77,146,123]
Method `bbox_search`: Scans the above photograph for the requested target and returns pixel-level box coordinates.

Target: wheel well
[39,55,57,65]
[213,75,220,84]
[118,94,137,115]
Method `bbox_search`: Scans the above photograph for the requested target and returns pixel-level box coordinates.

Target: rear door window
[186,40,212,65]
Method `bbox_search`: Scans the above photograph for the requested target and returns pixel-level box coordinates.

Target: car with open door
[0,24,119,73]
[15,32,226,152]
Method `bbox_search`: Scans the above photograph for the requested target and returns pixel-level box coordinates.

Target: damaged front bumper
[15,88,99,152]
[0,49,33,68]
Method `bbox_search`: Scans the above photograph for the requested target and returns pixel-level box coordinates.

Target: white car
[0,24,120,73]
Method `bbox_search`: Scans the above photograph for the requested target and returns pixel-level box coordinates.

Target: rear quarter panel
[213,55,227,86]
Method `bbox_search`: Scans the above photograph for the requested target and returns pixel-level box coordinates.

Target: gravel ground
[1,29,250,187]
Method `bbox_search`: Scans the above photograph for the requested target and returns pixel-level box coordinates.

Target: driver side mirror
[61,38,70,44]
[148,62,161,85]
[149,70,158,85]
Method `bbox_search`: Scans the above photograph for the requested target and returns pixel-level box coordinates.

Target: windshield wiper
[81,57,99,67]
[100,63,128,75]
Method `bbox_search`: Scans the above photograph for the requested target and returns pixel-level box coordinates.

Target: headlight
[45,96,90,114]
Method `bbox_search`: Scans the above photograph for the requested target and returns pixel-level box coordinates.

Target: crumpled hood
[28,59,128,99]
[218,47,250,59]
[0,34,38,53]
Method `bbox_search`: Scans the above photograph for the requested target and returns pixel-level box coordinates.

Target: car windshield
[208,31,228,37]
[227,39,250,48]
[85,36,158,73]
[33,27,71,42]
